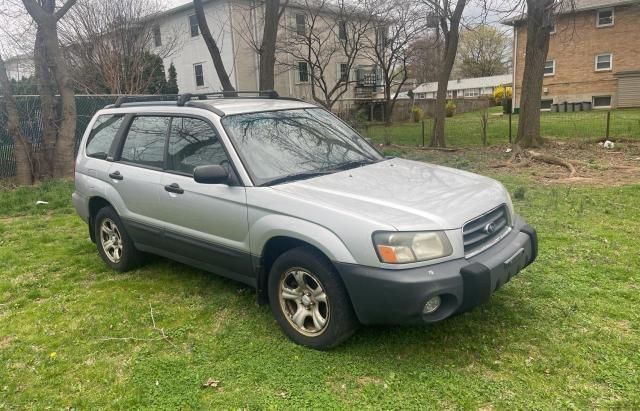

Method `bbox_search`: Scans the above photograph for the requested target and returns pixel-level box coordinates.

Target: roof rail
[176,90,280,106]
[111,95,171,108]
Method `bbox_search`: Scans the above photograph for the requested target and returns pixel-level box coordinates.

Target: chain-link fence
[0,95,178,179]
[352,108,640,148]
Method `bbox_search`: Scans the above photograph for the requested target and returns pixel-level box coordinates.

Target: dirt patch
[395,140,640,186]
[0,335,14,349]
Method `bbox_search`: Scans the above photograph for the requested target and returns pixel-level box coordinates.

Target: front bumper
[335,217,537,325]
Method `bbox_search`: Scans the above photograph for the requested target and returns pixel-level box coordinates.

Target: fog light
[422,296,441,314]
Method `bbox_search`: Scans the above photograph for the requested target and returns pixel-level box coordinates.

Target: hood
[272,158,510,231]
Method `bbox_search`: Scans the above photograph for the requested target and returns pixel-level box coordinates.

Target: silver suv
[73,92,537,349]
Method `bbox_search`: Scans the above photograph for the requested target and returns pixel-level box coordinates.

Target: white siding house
[413,74,513,99]
[151,1,239,93]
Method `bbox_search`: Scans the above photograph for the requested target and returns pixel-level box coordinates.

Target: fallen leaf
[202,378,220,389]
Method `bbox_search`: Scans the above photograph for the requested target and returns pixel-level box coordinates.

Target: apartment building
[504,0,640,110]
[151,0,378,104]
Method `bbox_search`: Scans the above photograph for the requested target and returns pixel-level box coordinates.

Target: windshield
[221,108,383,186]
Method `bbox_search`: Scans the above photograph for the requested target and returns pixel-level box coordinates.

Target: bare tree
[422,0,467,147]
[60,0,180,94]
[514,0,554,149]
[0,52,33,185]
[193,0,235,93]
[364,0,424,124]
[279,0,375,109]
[457,24,509,78]
[260,0,288,90]
[22,0,77,178]
[407,34,442,84]
[232,0,289,90]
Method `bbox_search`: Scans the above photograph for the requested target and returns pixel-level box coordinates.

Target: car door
[158,116,252,284]
[107,115,170,249]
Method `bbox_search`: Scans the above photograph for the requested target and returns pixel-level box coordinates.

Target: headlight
[373,231,453,264]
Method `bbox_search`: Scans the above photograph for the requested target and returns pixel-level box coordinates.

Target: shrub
[445,100,456,117]
[493,84,513,106]
[411,106,424,122]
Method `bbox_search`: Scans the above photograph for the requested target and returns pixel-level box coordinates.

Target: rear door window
[86,114,125,159]
[166,117,228,175]
[120,116,170,169]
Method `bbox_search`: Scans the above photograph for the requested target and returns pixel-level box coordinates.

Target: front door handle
[164,183,184,194]
[109,171,123,180]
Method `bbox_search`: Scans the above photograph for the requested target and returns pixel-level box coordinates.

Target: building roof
[413,74,513,94]
[502,0,639,25]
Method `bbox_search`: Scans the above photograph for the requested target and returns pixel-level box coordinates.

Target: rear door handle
[164,183,184,194]
[109,171,123,180]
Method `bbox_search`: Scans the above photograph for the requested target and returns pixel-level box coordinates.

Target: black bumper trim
[458,262,492,313]
[335,218,537,325]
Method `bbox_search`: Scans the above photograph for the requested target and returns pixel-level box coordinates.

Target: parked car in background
[73,92,538,349]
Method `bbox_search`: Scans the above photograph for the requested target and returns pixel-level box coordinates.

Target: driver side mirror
[193,165,229,185]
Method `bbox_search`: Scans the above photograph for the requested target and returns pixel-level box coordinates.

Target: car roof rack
[106,91,306,113]
[176,90,281,106]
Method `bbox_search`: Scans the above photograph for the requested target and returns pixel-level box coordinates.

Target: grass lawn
[363,107,640,147]
[1,174,639,408]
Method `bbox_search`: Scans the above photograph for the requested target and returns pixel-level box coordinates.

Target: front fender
[250,214,357,264]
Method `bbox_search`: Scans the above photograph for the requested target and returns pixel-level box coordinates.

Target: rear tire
[94,206,143,272]
[268,246,358,350]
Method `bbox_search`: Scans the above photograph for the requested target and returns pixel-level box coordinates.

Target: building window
[540,99,553,110]
[338,63,348,82]
[595,53,612,71]
[544,59,555,76]
[189,14,199,37]
[153,25,162,47]
[338,20,347,40]
[596,8,614,27]
[194,63,204,87]
[463,88,480,98]
[296,13,306,36]
[592,96,612,108]
[376,26,388,50]
[297,61,309,83]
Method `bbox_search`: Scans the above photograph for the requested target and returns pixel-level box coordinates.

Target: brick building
[504,0,640,111]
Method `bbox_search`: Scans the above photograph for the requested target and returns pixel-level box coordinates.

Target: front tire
[268,246,358,349]
[94,206,143,272]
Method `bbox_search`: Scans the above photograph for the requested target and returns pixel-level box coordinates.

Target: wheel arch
[88,196,114,243]
[252,217,357,305]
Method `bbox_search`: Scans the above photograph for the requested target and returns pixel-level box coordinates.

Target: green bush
[445,100,456,117]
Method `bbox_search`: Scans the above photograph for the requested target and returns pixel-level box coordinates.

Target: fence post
[508,112,512,144]
[421,120,425,147]
[605,111,611,140]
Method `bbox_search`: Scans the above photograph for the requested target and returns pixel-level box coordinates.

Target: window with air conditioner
[597,8,614,27]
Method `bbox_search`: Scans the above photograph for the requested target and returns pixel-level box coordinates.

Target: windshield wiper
[261,159,379,187]
[328,158,379,171]
[260,170,335,186]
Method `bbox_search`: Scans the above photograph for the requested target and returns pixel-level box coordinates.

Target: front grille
[463,205,510,257]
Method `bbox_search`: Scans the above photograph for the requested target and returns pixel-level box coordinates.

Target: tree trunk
[0,55,34,185]
[258,0,283,91]
[194,0,236,93]
[41,18,77,178]
[515,0,553,148]
[430,0,466,148]
[22,0,78,178]
[35,26,56,178]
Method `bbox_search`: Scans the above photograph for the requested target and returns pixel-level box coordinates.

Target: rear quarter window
[86,114,125,159]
